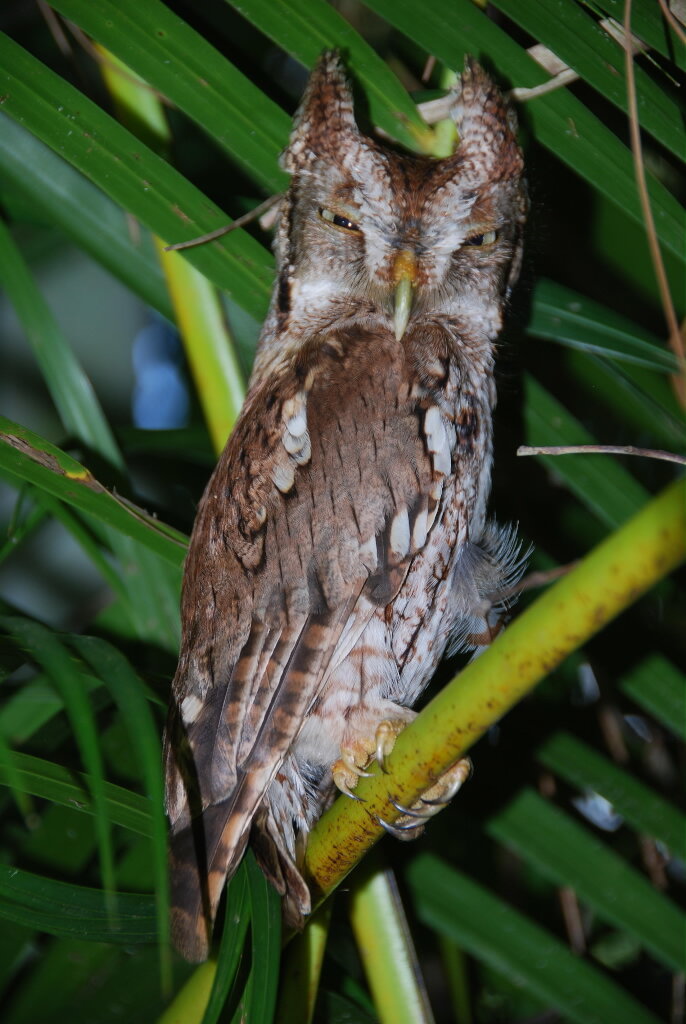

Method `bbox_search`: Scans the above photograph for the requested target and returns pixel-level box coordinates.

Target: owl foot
[374,718,411,773]
[333,716,414,800]
[332,738,376,800]
[382,756,473,841]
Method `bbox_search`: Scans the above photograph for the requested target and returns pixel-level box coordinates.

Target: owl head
[256,52,526,375]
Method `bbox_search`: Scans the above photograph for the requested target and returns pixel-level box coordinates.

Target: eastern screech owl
[164,52,527,962]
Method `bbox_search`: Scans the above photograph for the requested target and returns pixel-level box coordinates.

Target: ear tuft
[281,50,360,173]
[449,58,523,185]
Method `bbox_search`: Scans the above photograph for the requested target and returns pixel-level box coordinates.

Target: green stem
[98,47,245,457]
[275,903,333,1024]
[349,849,435,1024]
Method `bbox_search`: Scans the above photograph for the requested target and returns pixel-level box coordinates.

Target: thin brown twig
[624,0,686,405]
[421,55,436,83]
[598,704,630,764]
[658,0,686,45]
[638,834,668,890]
[164,194,281,251]
[504,562,578,600]
[672,972,685,1024]
[517,444,686,466]
[37,0,73,58]
[559,886,586,955]
[509,68,578,102]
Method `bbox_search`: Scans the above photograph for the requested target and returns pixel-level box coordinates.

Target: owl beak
[392,250,417,341]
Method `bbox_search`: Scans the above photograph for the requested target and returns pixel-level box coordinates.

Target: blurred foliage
[0,1,684,1022]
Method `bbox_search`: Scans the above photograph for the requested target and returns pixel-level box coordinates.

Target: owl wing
[164,328,444,960]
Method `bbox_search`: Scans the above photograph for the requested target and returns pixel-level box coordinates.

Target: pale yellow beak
[392,250,417,340]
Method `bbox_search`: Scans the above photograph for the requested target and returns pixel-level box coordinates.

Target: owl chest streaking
[164,52,527,962]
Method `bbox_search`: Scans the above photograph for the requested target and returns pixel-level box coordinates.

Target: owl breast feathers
[164,51,528,962]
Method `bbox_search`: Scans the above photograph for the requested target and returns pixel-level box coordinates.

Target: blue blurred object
[572,791,624,832]
[132,318,189,429]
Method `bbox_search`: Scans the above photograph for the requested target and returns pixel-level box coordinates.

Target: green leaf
[69,637,170,981]
[488,789,686,971]
[0,937,163,1024]
[0,114,173,321]
[491,0,685,162]
[0,674,100,746]
[0,865,156,944]
[243,851,282,1024]
[0,492,47,569]
[0,750,153,837]
[1,619,116,902]
[564,352,686,453]
[0,731,32,820]
[592,0,686,72]
[0,418,187,568]
[537,732,686,860]
[0,31,274,320]
[407,854,660,1024]
[36,494,132,605]
[620,655,686,740]
[529,279,679,373]
[0,215,182,649]
[0,218,123,471]
[362,0,685,262]
[228,0,432,152]
[199,866,251,1024]
[50,0,291,194]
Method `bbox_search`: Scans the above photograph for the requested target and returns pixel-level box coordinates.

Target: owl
[164,52,528,962]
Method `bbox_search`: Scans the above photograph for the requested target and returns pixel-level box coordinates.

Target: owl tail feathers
[169,800,250,962]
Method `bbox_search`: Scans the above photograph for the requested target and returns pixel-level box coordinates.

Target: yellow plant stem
[304,479,686,904]
[154,240,245,454]
[439,935,472,1024]
[275,903,333,1024]
[97,45,245,456]
[157,961,217,1024]
[96,47,170,153]
[349,849,435,1024]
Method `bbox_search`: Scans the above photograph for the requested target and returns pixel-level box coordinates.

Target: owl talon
[332,749,374,799]
[375,719,409,773]
[376,814,424,837]
[420,757,473,808]
[343,787,366,803]
[390,797,434,819]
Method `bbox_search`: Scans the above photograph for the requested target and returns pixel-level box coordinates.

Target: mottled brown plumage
[164,52,528,961]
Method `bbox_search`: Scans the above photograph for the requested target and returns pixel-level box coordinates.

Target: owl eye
[464,230,498,247]
[318,207,361,232]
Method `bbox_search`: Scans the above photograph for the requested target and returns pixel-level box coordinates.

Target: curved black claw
[376,814,423,836]
[390,797,434,819]
[418,794,451,808]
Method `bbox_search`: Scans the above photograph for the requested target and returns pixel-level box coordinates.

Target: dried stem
[164,194,281,251]
[624,0,686,405]
[657,0,686,45]
[518,444,686,466]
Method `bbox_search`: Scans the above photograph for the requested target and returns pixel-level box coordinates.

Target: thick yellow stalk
[349,850,435,1024]
[157,961,216,1024]
[154,241,245,454]
[275,903,332,1024]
